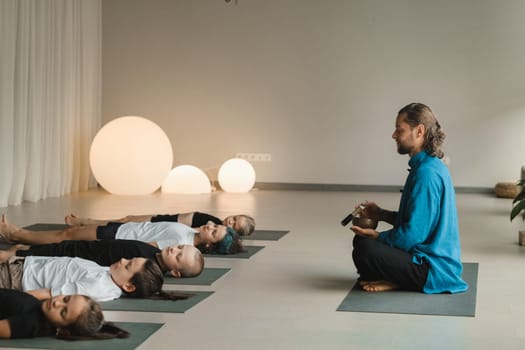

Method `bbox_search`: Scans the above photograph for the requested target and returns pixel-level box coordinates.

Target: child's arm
[147,241,158,248]
[0,320,12,338]
[25,288,52,300]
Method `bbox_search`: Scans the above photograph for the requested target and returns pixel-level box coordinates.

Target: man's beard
[396,143,410,155]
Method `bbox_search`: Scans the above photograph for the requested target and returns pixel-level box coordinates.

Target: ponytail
[398,102,445,159]
[124,260,195,300]
[120,258,194,299]
[56,322,130,340]
[125,259,163,298]
[148,290,194,301]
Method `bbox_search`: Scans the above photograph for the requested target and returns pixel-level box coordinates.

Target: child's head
[161,244,204,278]
[43,294,103,336]
[197,227,244,255]
[110,257,163,298]
[223,214,255,236]
[198,222,228,245]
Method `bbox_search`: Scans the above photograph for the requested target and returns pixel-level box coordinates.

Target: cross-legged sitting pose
[0,253,173,302]
[0,215,244,255]
[65,211,256,236]
[350,103,467,294]
[0,288,129,339]
[0,240,203,278]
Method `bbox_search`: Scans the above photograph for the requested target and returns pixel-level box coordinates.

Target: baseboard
[212,181,494,194]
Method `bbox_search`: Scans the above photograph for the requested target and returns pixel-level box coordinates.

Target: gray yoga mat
[204,245,264,259]
[337,262,478,317]
[0,322,163,350]
[23,223,68,230]
[249,229,289,241]
[164,267,230,285]
[101,291,213,313]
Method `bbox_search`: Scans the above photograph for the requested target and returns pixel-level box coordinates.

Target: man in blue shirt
[351,102,468,294]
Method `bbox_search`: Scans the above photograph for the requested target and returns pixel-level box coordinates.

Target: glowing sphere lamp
[90,116,173,195]
[218,158,256,193]
[161,165,211,194]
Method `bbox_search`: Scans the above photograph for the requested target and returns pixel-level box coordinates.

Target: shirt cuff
[377,229,391,243]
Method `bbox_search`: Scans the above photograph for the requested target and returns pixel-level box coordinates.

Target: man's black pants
[352,235,429,291]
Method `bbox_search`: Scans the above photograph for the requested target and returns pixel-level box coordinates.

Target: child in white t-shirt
[0,255,162,302]
[1,214,245,255]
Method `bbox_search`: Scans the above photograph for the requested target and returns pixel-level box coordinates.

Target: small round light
[90,116,173,195]
[161,165,211,194]
[218,158,256,193]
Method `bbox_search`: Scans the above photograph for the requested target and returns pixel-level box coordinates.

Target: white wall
[102,0,525,188]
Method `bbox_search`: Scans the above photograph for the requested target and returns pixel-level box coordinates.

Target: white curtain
[0,0,101,207]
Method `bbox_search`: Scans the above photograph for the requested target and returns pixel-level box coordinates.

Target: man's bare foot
[361,280,399,292]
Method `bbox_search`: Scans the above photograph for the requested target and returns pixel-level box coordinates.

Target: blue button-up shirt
[378,151,468,294]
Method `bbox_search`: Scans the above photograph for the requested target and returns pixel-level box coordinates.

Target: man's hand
[360,201,382,221]
[351,225,379,239]
[361,201,396,225]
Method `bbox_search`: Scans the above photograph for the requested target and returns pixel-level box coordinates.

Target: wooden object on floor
[494,182,520,198]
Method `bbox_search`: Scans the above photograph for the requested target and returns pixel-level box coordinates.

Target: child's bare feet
[65,213,83,226]
[0,250,13,262]
[0,214,18,243]
[361,280,399,292]
[0,244,26,262]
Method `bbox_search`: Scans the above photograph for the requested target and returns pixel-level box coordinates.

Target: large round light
[161,165,211,194]
[90,116,173,195]
[218,158,256,193]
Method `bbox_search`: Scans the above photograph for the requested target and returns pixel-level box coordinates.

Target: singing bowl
[352,216,378,229]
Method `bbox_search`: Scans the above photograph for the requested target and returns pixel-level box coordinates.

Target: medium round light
[90,116,173,195]
[218,158,256,193]
[161,165,211,194]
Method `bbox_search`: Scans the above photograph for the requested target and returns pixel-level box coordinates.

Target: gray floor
[1,188,524,350]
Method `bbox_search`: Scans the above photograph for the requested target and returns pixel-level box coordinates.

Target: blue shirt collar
[408,151,429,170]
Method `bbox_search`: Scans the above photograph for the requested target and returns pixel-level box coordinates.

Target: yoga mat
[23,223,68,230]
[164,267,230,285]
[337,262,478,317]
[204,245,264,259]
[101,291,213,313]
[249,229,289,241]
[0,322,163,350]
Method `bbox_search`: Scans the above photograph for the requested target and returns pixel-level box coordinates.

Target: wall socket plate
[236,152,272,162]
